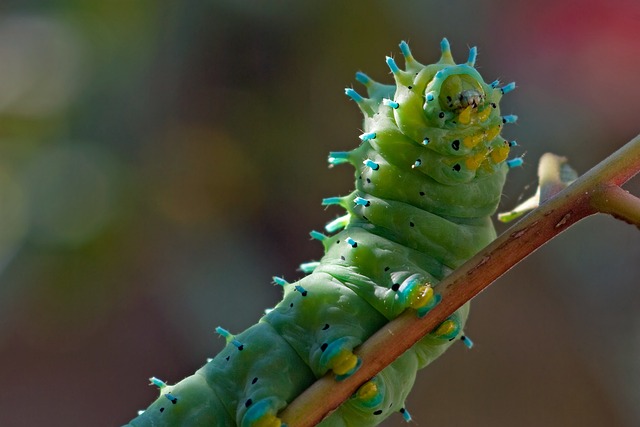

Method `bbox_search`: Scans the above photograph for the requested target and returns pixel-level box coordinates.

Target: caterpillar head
[346,39,519,186]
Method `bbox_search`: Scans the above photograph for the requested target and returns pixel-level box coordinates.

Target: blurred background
[0,1,638,426]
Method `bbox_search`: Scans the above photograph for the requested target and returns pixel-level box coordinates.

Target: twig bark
[280,134,640,427]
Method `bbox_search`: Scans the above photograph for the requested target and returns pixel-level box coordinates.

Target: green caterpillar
[125,39,519,427]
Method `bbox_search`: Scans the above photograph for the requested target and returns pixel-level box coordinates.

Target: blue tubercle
[215,327,244,350]
[400,407,412,422]
[322,197,343,206]
[309,230,327,241]
[359,131,376,141]
[294,284,308,296]
[399,41,412,59]
[272,276,288,286]
[422,137,430,145]
[325,214,350,233]
[345,88,365,103]
[149,377,166,389]
[363,159,380,170]
[299,261,319,274]
[382,98,399,109]
[502,114,518,124]
[355,71,371,85]
[354,196,370,207]
[345,237,357,248]
[490,79,500,88]
[466,46,477,66]
[385,56,400,74]
[440,38,451,55]
[328,151,351,166]
[461,335,474,349]
[506,157,524,168]
[508,140,518,147]
[165,393,177,404]
[500,82,516,94]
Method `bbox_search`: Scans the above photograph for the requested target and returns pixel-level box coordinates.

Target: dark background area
[0,1,638,426]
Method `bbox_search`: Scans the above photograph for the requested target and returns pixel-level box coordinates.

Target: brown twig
[280,134,640,427]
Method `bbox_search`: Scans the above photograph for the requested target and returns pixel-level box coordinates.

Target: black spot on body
[160,408,165,413]
[252,377,258,384]
[409,222,415,227]
[391,283,400,291]
[301,291,308,297]
[290,303,294,307]
[451,140,460,150]
[407,85,413,89]
[320,343,328,352]
[384,266,390,272]
[438,112,445,118]
[366,178,371,183]
[419,191,425,196]
[340,256,345,261]
[238,345,244,351]
[322,323,330,330]
[225,356,230,361]
[245,399,253,407]
[374,410,383,415]
[453,164,461,172]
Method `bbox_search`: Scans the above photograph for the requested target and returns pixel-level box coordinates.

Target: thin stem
[281,134,640,427]
[591,184,640,227]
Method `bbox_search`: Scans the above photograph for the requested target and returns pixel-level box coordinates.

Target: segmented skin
[125,39,517,427]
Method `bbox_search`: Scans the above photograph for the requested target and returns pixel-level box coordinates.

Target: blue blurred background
[0,1,638,426]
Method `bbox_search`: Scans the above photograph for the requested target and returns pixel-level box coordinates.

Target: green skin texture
[125,41,511,427]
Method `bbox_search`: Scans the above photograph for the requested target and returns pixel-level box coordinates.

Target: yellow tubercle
[476,105,492,122]
[253,414,282,427]
[408,284,434,310]
[356,381,379,401]
[434,320,457,337]
[485,125,501,141]
[458,106,472,125]
[331,351,359,375]
[490,145,510,164]
[465,152,487,171]
[462,133,484,149]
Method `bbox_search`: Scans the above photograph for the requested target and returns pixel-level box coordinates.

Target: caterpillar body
[125,39,518,427]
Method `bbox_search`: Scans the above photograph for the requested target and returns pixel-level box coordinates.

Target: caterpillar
[125,39,519,427]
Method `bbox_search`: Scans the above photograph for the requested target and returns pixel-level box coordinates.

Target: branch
[280,134,640,427]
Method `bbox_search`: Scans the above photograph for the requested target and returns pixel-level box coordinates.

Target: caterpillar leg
[352,378,410,422]
[397,276,440,317]
[318,351,419,426]
[433,316,461,340]
[319,336,362,380]
[241,398,283,427]
[413,302,471,368]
